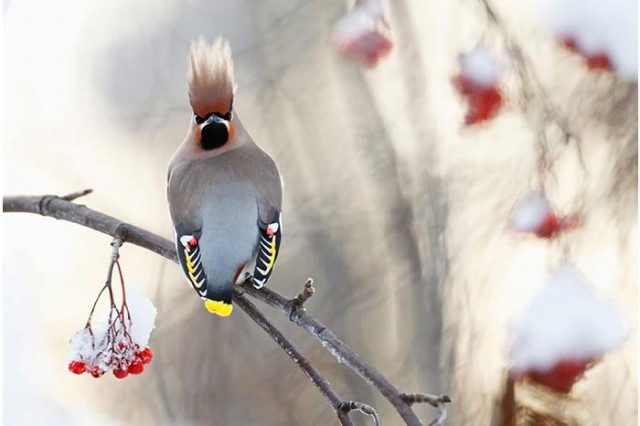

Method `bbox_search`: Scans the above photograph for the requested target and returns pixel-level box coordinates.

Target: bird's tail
[205,285,233,317]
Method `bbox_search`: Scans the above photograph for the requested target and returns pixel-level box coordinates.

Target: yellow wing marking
[257,235,277,275]
[184,247,204,288]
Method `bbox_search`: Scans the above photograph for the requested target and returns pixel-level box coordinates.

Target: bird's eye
[222,109,233,121]
[194,114,205,125]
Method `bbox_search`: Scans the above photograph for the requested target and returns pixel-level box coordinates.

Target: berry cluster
[560,37,613,72]
[68,242,156,380]
[68,319,154,379]
[332,2,393,68]
[509,192,581,239]
[452,47,503,127]
[453,74,503,126]
[520,357,597,394]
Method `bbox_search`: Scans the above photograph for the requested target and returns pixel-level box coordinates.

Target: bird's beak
[202,114,229,130]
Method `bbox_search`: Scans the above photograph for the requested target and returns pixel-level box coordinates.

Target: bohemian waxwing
[167,37,283,317]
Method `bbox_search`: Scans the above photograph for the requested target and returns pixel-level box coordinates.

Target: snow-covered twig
[3,191,445,426]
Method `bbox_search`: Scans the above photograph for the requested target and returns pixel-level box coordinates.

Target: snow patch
[510,192,551,232]
[511,264,627,373]
[126,285,157,347]
[459,46,501,88]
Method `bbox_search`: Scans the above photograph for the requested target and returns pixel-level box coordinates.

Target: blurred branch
[3,192,444,426]
[479,0,573,138]
[478,0,586,186]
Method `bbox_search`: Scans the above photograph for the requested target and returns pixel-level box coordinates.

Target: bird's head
[187,37,237,151]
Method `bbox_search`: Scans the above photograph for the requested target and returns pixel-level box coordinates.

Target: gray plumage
[168,117,282,301]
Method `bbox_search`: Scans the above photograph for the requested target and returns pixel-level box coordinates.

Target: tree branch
[237,281,424,424]
[338,400,381,426]
[234,294,355,425]
[3,192,442,425]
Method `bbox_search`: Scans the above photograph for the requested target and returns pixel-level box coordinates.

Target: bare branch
[234,294,354,426]
[237,282,423,425]
[3,192,443,426]
[338,401,381,426]
[401,393,452,407]
[401,394,451,426]
[3,194,177,261]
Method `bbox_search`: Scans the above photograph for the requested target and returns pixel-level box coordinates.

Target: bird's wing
[252,208,282,288]
[175,231,208,298]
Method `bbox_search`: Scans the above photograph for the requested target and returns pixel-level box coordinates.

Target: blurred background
[3,0,637,425]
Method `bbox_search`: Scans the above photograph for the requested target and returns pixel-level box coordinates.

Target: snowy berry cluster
[452,47,503,126]
[332,0,393,68]
[561,38,612,72]
[510,265,626,394]
[509,192,580,239]
[68,285,157,380]
[544,0,636,79]
[507,193,626,394]
[507,194,625,394]
[68,324,153,379]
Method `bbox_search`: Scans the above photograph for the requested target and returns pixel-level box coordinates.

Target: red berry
[128,362,144,375]
[113,368,129,379]
[560,37,579,53]
[534,211,560,238]
[586,53,612,71]
[465,88,502,125]
[523,358,595,393]
[138,347,153,365]
[90,366,105,378]
[335,25,393,68]
[558,37,612,72]
[452,74,502,126]
[68,361,86,375]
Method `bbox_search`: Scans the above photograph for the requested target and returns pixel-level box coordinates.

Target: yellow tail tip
[205,299,233,317]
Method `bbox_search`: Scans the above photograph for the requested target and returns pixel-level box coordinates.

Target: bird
[167,37,283,317]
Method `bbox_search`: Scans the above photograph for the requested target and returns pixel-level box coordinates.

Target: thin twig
[234,294,354,426]
[402,394,451,426]
[478,0,573,141]
[290,278,316,316]
[3,192,441,426]
[61,188,94,201]
[338,401,381,426]
[401,393,452,407]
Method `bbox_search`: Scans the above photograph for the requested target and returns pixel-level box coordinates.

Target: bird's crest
[187,36,236,118]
